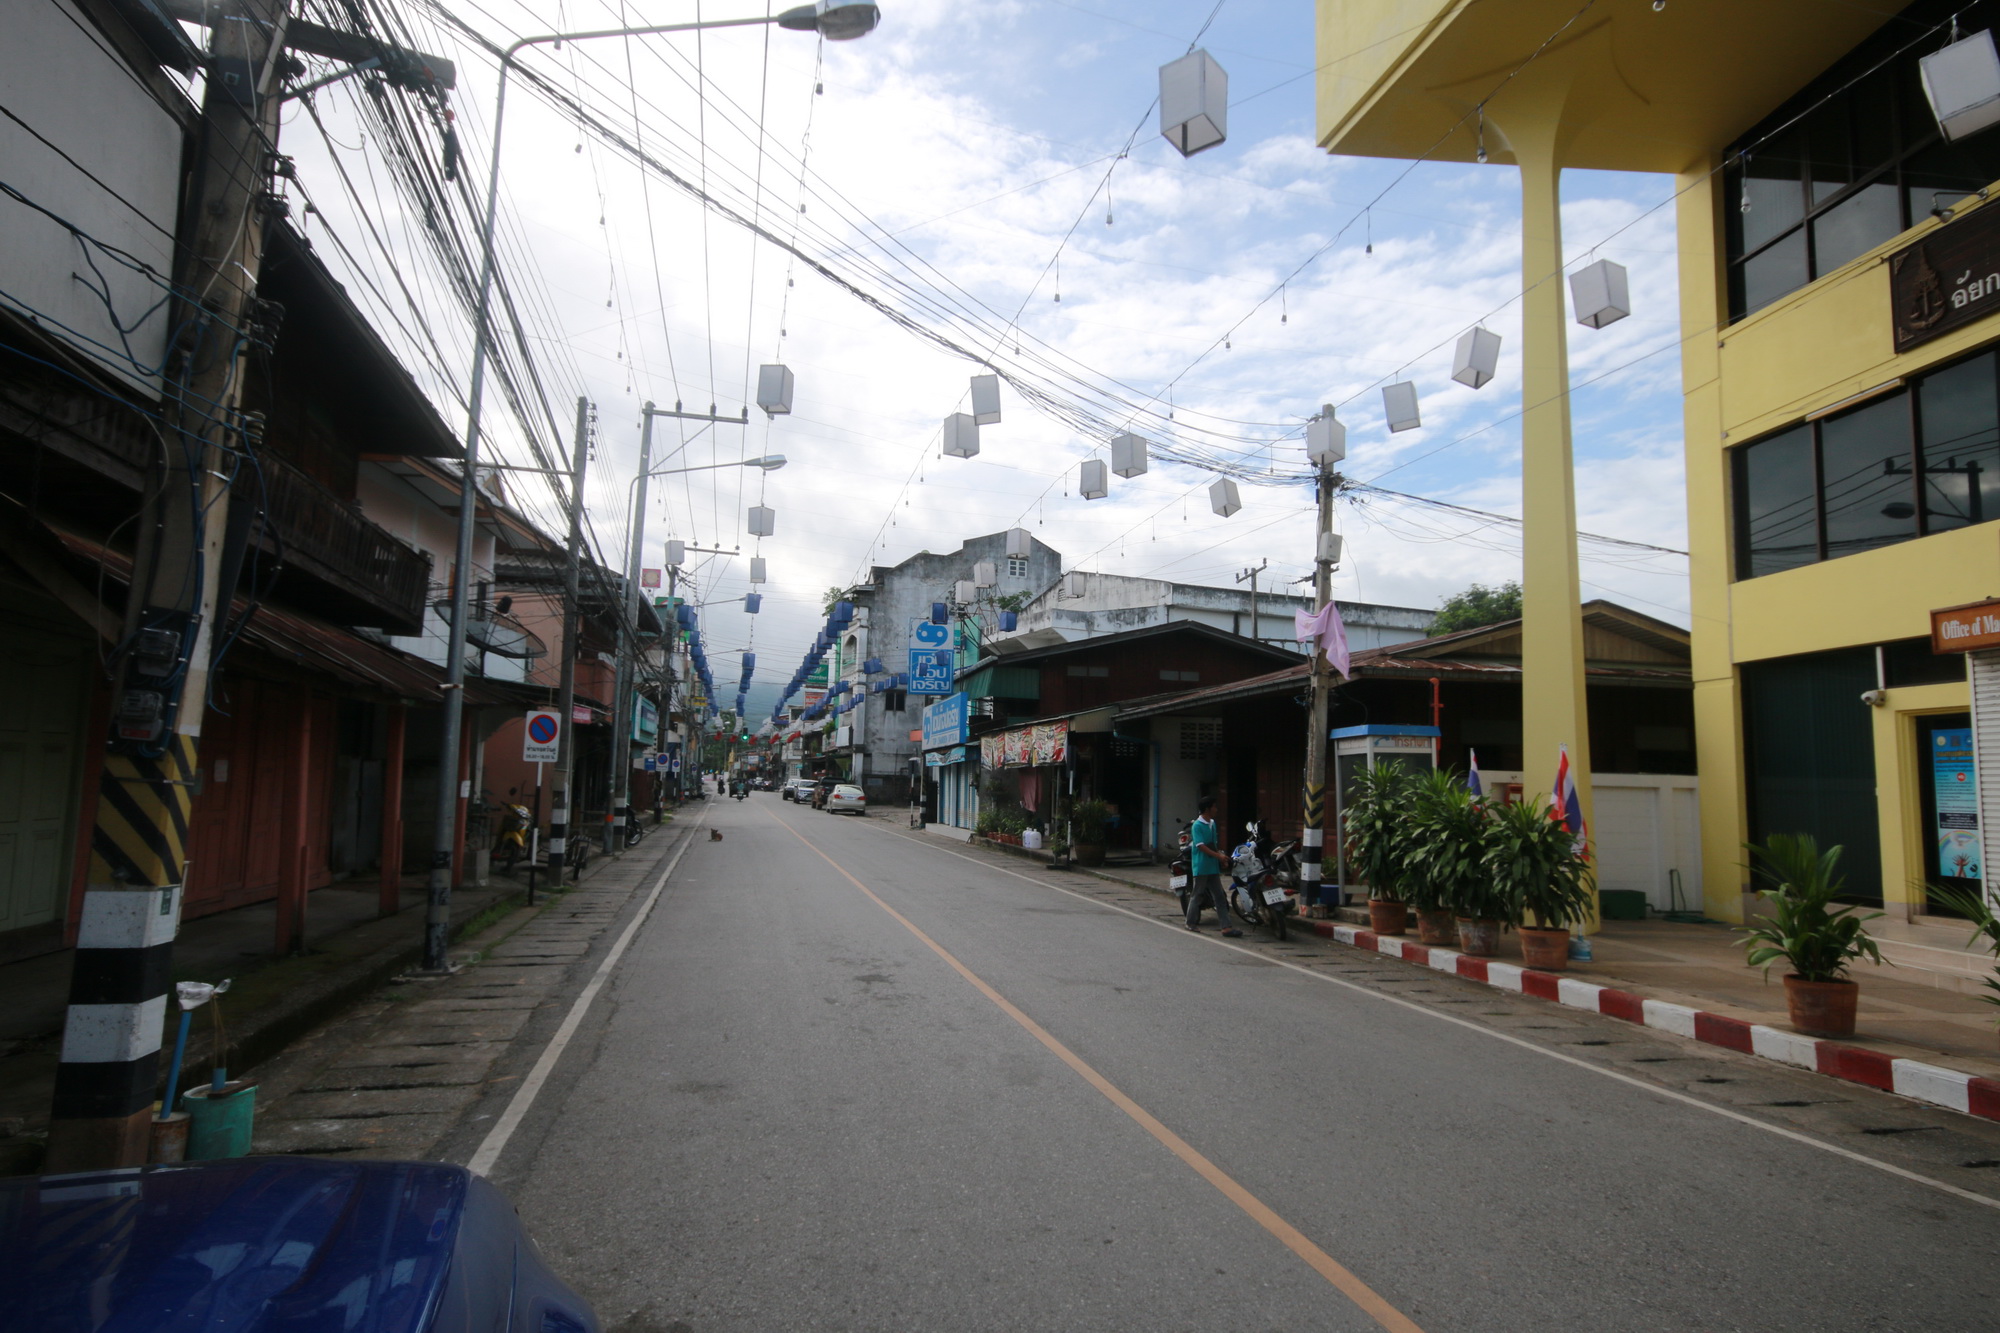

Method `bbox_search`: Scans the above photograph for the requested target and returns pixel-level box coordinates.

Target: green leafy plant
[1072,798,1113,843]
[1737,834,1884,982]
[1342,764,1413,902]
[1924,884,2000,1015]
[1431,580,1522,635]
[1483,795,1596,930]
[1399,769,1491,915]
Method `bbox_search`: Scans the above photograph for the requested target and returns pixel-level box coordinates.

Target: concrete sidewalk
[964,837,2000,1084]
[0,854,629,1172]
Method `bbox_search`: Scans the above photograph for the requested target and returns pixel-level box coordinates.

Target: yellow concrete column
[1513,126,1595,879]
[1675,161,1751,923]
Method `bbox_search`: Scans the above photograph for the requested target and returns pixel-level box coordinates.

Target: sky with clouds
[282,0,1696,717]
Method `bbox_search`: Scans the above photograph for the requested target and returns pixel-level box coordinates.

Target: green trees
[1431,581,1522,635]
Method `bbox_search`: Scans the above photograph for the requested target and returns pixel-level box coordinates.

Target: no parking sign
[523,708,561,763]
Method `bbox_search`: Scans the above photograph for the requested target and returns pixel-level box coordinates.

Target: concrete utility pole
[548,397,592,891]
[1299,461,1341,918]
[1236,559,1267,642]
[44,0,295,1172]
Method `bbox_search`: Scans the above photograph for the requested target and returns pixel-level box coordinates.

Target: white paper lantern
[1382,382,1421,433]
[955,579,977,603]
[1006,526,1031,558]
[748,505,776,537]
[1569,258,1630,329]
[1079,458,1109,500]
[970,373,1002,425]
[1160,49,1227,158]
[1922,30,2000,141]
[1110,432,1149,478]
[665,539,686,566]
[973,560,997,588]
[749,556,766,583]
[943,412,980,459]
[1451,326,1501,390]
[1305,409,1345,467]
[1063,570,1086,598]
[1209,477,1242,517]
[756,363,794,416]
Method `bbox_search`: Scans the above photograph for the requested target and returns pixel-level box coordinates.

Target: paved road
[475,794,2000,1333]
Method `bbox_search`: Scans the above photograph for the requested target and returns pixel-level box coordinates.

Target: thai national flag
[1552,744,1588,857]
[1465,748,1483,797]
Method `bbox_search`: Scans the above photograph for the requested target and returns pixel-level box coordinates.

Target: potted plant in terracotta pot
[1401,770,1488,946]
[1737,834,1883,1037]
[1926,884,2000,1033]
[1343,764,1412,935]
[1483,796,1595,970]
[1071,799,1112,867]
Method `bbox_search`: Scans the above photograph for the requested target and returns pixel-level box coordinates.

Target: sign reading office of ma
[1933,597,2000,653]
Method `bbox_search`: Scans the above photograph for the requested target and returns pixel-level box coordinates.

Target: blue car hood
[0,1158,470,1333]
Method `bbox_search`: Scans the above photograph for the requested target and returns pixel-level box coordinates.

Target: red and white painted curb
[1300,919,2000,1123]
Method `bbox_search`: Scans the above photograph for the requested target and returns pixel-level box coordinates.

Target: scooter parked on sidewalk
[1227,821,1294,941]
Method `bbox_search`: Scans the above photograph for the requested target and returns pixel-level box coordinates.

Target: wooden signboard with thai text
[1890,201,2000,354]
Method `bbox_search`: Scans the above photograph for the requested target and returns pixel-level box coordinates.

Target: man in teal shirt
[1184,795,1240,936]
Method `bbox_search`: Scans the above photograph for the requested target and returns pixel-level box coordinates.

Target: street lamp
[420,5,876,973]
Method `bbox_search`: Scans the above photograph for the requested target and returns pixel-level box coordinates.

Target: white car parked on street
[825,784,867,815]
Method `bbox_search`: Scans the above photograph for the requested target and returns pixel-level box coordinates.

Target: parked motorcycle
[1170,820,1193,917]
[1226,821,1294,941]
[493,800,532,873]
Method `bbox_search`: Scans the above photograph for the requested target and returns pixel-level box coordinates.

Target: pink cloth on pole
[1293,602,1352,678]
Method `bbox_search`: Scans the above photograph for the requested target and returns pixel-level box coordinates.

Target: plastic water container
[1022,829,1043,850]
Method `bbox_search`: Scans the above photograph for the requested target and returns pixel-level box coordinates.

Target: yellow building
[1317,0,1996,926]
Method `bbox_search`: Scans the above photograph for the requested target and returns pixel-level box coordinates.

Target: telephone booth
[1330,725,1439,904]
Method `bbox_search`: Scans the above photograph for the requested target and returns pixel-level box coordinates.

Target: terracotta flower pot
[1455,917,1501,957]
[1784,974,1859,1037]
[1368,899,1408,936]
[1073,843,1106,866]
[1518,925,1571,971]
[1415,909,1456,946]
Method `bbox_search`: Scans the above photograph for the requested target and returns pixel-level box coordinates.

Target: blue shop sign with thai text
[908,647,956,695]
[922,692,969,748]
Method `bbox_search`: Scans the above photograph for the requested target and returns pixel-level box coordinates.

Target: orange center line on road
[764,807,1425,1333]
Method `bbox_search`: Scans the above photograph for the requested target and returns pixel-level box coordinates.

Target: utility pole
[43,0,295,1172]
[548,397,592,890]
[1236,559,1267,642]
[1300,407,1345,920]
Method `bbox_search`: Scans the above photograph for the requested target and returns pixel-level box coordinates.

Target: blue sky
[285,0,1697,716]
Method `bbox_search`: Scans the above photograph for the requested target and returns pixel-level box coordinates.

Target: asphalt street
[479,794,2000,1333]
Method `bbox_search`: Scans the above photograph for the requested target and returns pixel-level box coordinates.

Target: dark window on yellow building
[1725,0,2000,319]
[1733,347,2000,578]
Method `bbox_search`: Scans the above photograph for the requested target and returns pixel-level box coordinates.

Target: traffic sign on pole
[524,708,561,763]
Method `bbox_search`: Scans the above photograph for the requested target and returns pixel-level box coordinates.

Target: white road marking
[467,810,709,1177]
[869,821,2000,1215]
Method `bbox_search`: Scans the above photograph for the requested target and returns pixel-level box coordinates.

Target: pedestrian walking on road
[1184,795,1240,937]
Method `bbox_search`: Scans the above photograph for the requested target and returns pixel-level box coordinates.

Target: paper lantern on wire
[1921,30,2000,141]
[1209,477,1242,518]
[1079,459,1109,500]
[955,579,977,603]
[744,593,762,614]
[1110,432,1148,478]
[973,560,997,588]
[1063,571,1086,598]
[999,611,1018,632]
[665,539,686,566]
[1305,409,1345,468]
[1006,527,1031,558]
[1451,326,1501,389]
[943,412,980,459]
[1382,382,1421,433]
[1570,258,1630,329]
[748,505,776,537]
[1159,49,1227,158]
[749,557,766,583]
[756,363,794,416]
[970,373,1002,425]
[931,601,948,624]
